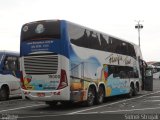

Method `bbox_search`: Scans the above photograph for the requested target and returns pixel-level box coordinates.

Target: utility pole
[135,20,143,47]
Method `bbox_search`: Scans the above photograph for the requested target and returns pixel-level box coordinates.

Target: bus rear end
[20,20,70,102]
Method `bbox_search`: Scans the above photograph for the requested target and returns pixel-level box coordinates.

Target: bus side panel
[0,52,21,97]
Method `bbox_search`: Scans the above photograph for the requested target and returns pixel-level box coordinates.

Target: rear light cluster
[57,69,68,89]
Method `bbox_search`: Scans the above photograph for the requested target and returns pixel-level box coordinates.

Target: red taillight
[57,69,68,89]
[20,71,26,90]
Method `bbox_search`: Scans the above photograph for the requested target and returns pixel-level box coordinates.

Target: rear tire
[96,86,105,104]
[127,84,134,98]
[85,87,96,106]
[133,84,139,96]
[0,86,9,101]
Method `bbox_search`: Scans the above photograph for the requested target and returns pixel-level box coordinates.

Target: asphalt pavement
[0,79,160,120]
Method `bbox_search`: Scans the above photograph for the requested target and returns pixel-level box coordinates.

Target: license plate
[37,93,45,97]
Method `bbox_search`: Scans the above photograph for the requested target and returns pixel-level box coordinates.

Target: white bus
[0,51,21,100]
[20,20,145,106]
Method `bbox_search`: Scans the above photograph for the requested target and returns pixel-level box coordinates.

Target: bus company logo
[23,25,28,32]
[35,24,45,34]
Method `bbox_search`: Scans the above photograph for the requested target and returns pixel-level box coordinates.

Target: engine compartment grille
[24,54,58,75]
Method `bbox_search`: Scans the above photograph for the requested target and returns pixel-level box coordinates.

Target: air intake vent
[24,54,58,75]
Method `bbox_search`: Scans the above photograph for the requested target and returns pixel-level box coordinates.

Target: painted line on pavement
[100,106,160,113]
[1,91,160,115]
[0,99,23,104]
[147,96,160,98]
[17,112,98,119]
[68,91,160,115]
[0,104,46,113]
[18,113,71,119]
[75,107,160,114]
[144,100,160,102]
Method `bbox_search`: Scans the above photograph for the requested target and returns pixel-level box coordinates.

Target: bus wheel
[45,101,57,107]
[96,86,105,104]
[85,87,96,106]
[127,84,134,98]
[133,83,139,96]
[0,86,9,101]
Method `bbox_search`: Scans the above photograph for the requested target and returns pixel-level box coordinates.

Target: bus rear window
[21,20,61,41]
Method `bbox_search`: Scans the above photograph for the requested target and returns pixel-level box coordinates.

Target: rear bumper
[21,87,70,101]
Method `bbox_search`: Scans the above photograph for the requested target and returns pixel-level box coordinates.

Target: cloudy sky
[0,0,160,62]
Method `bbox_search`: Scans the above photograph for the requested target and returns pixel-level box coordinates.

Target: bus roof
[22,19,138,47]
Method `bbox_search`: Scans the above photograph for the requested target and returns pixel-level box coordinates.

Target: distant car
[0,51,21,100]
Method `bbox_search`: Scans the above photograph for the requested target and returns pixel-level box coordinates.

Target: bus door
[139,58,145,90]
[139,58,153,91]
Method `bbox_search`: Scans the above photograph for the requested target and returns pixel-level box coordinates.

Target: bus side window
[108,65,114,77]
[4,60,9,70]
[134,70,139,78]
[113,67,120,78]
[119,71,126,78]
[4,56,18,71]
[128,71,134,78]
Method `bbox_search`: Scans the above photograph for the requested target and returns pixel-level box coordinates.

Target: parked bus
[0,51,21,100]
[20,20,145,106]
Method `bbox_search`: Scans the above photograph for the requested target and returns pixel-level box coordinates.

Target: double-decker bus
[0,51,21,100]
[20,20,145,106]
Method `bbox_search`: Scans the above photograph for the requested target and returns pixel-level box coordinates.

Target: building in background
[147,61,160,79]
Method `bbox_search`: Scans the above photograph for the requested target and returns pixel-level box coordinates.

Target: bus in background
[20,20,146,106]
[153,66,160,79]
[147,62,160,79]
[0,51,21,100]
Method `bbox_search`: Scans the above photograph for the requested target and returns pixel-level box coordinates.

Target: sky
[0,0,160,62]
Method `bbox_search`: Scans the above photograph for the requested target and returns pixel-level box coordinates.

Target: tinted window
[69,23,136,58]
[21,20,61,41]
[4,56,19,71]
[108,65,139,78]
[128,43,136,57]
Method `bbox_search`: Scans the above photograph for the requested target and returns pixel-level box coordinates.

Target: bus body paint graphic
[23,74,60,90]
[20,20,145,104]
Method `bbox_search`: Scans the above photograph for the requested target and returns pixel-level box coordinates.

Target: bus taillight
[57,69,68,89]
